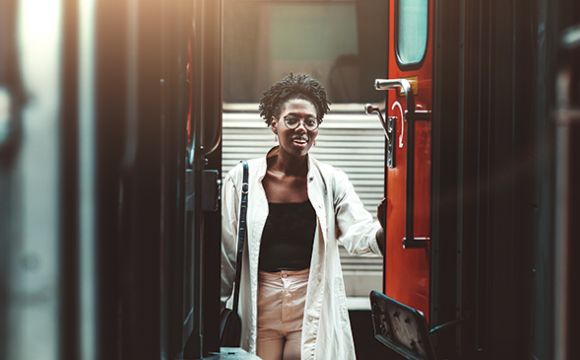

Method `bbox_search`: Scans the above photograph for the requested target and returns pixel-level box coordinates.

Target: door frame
[430,0,466,357]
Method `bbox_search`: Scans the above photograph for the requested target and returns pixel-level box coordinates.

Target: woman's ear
[271,117,278,134]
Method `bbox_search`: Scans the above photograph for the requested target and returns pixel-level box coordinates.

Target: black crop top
[258,200,317,272]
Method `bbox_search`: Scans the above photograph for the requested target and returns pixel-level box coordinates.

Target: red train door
[381,0,433,320]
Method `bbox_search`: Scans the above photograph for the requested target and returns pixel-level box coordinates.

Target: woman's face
[271,98,319,158]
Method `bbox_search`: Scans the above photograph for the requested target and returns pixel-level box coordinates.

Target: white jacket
[221,147,382,360]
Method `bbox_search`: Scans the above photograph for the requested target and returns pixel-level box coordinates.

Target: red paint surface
[384,0,433,322]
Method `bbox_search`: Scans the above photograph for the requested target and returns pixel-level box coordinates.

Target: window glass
[223,0,387,104]
[396,0,428,65]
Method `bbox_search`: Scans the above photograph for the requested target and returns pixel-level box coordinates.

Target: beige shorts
[257,268,310,360]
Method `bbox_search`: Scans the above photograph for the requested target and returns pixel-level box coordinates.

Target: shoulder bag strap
[232,160,248,313]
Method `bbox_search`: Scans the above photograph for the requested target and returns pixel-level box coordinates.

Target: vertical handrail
[199,0,222,157]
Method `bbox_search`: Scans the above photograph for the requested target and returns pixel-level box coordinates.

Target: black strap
[232,161,248,313]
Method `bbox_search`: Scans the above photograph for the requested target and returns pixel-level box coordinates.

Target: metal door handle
[374,78,431,249]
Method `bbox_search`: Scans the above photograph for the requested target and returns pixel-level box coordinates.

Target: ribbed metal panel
[222,110,385,298]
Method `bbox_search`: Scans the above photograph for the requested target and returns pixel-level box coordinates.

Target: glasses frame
[283,116,320,131]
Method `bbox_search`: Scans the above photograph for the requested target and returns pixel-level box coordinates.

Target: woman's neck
[268,151,308,177]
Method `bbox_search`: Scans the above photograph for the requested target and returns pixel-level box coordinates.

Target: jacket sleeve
[333,168,383,256]
[220,167,240,312]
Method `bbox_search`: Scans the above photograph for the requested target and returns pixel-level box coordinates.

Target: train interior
[0,0,579,360]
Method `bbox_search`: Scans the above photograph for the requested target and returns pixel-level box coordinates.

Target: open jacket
[220,147,382,360]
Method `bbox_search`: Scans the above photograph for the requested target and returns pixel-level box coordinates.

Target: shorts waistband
[258,268,310,280]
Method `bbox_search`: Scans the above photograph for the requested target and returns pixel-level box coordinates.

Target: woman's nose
[295,121,308,132]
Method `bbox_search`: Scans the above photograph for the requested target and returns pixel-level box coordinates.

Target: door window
[396,0,428,67]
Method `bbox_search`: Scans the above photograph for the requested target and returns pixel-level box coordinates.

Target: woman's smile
[292,136,308,146]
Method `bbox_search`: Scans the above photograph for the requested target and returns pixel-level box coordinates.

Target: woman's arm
[333,168,383,256]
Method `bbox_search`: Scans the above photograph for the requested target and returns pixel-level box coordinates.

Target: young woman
[221,73,385,360]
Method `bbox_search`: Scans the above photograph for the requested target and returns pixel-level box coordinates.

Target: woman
[221,73,385,360]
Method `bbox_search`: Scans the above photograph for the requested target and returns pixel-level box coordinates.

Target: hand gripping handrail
[374,78,430,249]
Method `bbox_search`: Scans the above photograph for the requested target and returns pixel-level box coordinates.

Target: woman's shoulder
[225,157,265,184]
[309,156,349,182]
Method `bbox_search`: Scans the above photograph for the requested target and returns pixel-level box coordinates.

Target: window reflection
[223,0,387,104]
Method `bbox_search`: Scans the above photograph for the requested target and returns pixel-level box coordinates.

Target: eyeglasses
[283,116,320,131]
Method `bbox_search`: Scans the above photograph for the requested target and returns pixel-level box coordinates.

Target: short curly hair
[259,73,331,126]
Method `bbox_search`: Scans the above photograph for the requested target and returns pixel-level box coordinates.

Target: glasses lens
[306,120,319,131]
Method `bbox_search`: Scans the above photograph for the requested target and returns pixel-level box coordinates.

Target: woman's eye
[286,117,298,125]
[306,119,316,127]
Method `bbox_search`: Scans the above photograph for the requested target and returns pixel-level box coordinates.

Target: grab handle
[365,104,390,142]
[374,79,430,249]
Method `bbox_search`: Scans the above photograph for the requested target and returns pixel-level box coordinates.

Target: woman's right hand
[377,198,387,229]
